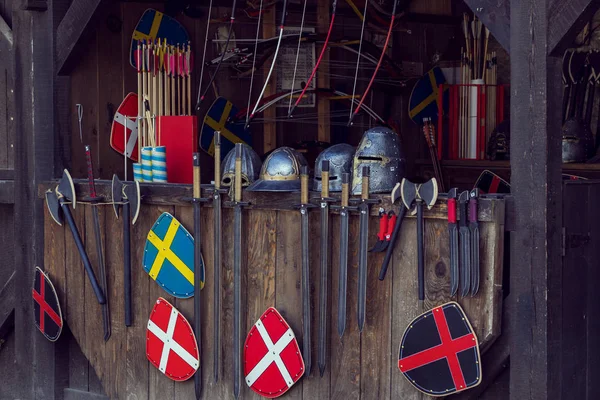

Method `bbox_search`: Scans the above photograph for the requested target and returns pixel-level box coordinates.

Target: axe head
[125,180,141,225]
[400,178,417,210]
[57,169,76,208]
[111,174,124,219]
[401,178,439,210]
[391,181,402,204]
[45,189,62,226]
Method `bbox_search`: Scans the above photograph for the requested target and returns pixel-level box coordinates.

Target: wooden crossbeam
[464,0,511,52]
[0,271,15,344]
[0,14,13,48]
[55,0,109,75]
[548,0,600,56]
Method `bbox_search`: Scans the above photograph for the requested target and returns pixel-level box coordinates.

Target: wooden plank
[0,52,9,169]
[330,214,360,400]
[262,5,276,153]
[360,215,391,400]
[548,0,600,56]
[510,0,564,396]
[464,0,510,53]
[0,13,12,48]
[55,0,109,75]
[317,0,330,143]
[246,210,277,399]
[275,211,303,399]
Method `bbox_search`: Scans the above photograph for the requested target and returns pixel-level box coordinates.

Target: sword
[447,188,459,296]
[84,145,111,341]
[469,189,480,296]
[212,132,227,383]
[352,166,378,332]
[459,190,471,297]
[230,144,249,399]
[299,165,315,376]
[335,173,354,337]
[316,161,334,377]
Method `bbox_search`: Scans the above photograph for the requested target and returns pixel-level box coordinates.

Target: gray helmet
[246,146,308,192]
[562,119,594,163]
[313,144,355,192]
[352,126,405,194]
[221,143,262,191]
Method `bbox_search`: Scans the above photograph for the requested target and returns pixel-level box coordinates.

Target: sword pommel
[361,166,370,200]
[214,132,221,190]
[234,143,243,203]
[301,165,309,205]
[193,153,201,199]
[321,160,329,198]
[341,173,349,208]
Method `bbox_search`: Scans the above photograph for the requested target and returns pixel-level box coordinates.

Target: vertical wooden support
[317,0,330,143]
[509,0,563,398]
[262,6,276,153]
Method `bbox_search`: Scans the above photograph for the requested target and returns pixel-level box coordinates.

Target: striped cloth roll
[151,146,168,183]
[133,163,144,182]
[141,146,153,182]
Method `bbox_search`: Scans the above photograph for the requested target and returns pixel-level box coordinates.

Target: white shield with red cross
[146,297,199,381]
[244,307,304,398]
[110,92,139,161]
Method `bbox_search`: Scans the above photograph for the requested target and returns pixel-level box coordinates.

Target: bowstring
[245,0,264,127]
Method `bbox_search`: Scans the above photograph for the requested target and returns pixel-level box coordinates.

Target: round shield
[32,266,63,342]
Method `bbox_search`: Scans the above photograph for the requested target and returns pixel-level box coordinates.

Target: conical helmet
[221,143,262,189]
[352,126,405,194]
[246,147,308,192]
[313,144,355,192]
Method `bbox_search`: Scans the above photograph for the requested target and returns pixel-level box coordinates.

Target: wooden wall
[41,182,506,399]
[0,0,14,173]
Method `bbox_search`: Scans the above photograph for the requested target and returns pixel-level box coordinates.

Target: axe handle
[417,201,425,303]
[214,132,221,190]
[378,206,407,280]
[124,202,132,326]
[61,202,106,305]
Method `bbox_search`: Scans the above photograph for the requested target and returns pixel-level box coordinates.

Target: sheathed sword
[335,173,354,337]
[83,145,111,341]
[447,188,459,296]
[352,166,379,332]
[230,144,249,399]
[316,161,334,377]
[459,190,471,297]
[469,189,480,296]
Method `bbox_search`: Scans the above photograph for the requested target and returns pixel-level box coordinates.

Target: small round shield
[32,266,63,342]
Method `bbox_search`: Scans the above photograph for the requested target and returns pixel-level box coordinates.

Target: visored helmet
[352,126,405,194]
[246,146,308,192]
[221,143,262,191]
[562,119,594,163]
[313,143,355,192]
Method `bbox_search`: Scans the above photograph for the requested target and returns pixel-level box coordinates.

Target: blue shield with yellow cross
[143,212,204,298]
[200,97,252,161]
[130,9,190,68]
[408,66,449,124]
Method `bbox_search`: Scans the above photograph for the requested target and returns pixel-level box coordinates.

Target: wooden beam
[0,15,12,48]
[548,0,600,56]
[317,0,330,143]
[509,0,564,398]
[262,6,276,153]
[0,271,15,343]
[55,0,108,75]
[464,0,511,52]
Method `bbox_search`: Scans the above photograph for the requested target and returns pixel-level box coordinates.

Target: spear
[137,40,143,161]
[158,40,164,117]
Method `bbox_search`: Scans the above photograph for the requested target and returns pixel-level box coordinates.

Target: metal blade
[470,224,480,295]
[459,226,471,297]
[337,210,349,338]
[357,203,369,332]
[233,205,243,399]
[449,225,459,296]
[318,202,329,377]
[91,205,110,341]
[213,192,222,383]
[194,201,203,399]
[301,206,311,376]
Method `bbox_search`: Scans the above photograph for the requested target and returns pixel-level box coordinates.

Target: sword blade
[337,210,349,337]
[213,193,222,383]
[193,201,202,399]
[470,224,480,295]
[318,203,329,377]
[449,224,459,296]
[357,203,369,332]
[459,225,471,297]
[233,205,243,399]
[91,205,111,341]
[301,206,312,376]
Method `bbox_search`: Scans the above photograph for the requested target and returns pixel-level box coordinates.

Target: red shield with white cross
[32,267,63,342]
[398,302,481,396]
[244,307,304,398]
[110,92,139,161]
[146,297,199,381]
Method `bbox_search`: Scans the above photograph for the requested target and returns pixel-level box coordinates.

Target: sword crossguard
[330,203,359,212]
[349,197,380,206]
[311,196,336,205]
[224,200,250,208]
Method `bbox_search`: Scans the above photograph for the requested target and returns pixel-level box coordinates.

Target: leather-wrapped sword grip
[214,132,221,190]
[448,198,457,223]
[341,173,349,208]
[321,160,329,198]
[301,166,309,205]
[234,143,243,203]
[193,153,201,199]
[361,166,370,200]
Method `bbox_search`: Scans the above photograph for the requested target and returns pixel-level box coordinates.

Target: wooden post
[317,0,330,143]
[509,0,563,398]
[262,6,276,153]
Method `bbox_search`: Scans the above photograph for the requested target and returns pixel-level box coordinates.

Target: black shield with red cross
[32,267,63,342]
[398,302,481,396]
[244,307,304,398]
[474,170,510,194]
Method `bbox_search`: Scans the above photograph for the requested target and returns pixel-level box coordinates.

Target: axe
[111,175,141,326]
[401,178,438,309]
[45,170,106,305]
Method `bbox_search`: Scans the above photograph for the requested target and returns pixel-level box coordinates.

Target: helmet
[246,146,308,192]
[221,143,262,191]
[313,144,355,192]
[562,119,594,163]
[487,120,510,161]
[352,127,405,194]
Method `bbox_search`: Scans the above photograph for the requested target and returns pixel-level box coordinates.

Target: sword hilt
[301,166,309,205]
[214,132,221,190]
[234,143,243,203]
[193,153,201,199]
[341,173,349,208]
[361,166,369,200]
[321,160,329,198]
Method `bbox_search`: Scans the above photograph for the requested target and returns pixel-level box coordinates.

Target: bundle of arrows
[135,39,193,153]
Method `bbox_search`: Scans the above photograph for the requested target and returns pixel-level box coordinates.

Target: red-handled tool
[370,209,389,252]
